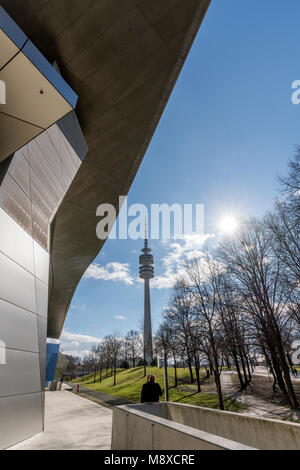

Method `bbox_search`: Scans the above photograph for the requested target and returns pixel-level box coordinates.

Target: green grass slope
[72,366,245,412]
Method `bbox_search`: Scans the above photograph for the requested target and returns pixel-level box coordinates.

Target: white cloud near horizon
[114,315,127,321]
[48,330,103,359]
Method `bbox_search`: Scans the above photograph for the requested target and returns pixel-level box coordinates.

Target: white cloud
[61,331,102,343]
[48,330,103,358]
[151,233,215,290]
[82,233,214,293]
[70,303,90,312]
[84,261,133,285]
[114,315,127,321]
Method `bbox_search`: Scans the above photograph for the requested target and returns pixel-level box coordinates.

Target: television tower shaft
[139,236,154,365]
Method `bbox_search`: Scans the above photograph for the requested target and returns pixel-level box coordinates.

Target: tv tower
[139,224,154,365]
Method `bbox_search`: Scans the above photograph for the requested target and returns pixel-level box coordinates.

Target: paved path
[220,369,300,422]
[252,366,300,381]
[9,390,112,450]
[69,382,134,408]
[222,366,300,382]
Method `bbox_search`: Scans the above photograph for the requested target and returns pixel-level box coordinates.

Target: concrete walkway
[221,369,300,422]
[9,390,112,450]
[69,383,133,408]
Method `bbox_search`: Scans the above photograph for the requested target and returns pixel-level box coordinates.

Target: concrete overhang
[0,6,78,161]
[2,0,211,338]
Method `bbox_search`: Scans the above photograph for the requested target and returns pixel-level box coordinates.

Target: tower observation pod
[139,237,154,365]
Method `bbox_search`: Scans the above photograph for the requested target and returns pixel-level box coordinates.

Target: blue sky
[59,0,300,356]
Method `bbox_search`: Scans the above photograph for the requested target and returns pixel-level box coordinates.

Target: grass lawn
[72,366,245,412]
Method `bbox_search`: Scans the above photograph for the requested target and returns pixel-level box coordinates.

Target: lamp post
[163,348,169,402]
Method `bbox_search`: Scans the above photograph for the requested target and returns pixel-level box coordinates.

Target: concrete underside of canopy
[2,0,211,338]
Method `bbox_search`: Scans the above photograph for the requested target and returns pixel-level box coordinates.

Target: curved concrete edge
[166,402,300,450]
[111,404,256,451]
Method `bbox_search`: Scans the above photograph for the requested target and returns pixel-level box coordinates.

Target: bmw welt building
[0,0,210,448]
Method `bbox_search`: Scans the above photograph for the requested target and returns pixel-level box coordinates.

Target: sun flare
[219,215,239,234]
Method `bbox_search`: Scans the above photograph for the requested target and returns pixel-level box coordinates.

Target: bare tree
[164,281,196,385]
[126,330,140,368]
[184,254,226,409]
[110,333,122,386]
[218,218,298,408]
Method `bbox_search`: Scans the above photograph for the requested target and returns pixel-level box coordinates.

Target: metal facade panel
[0,173,32,234]
[0,206,34,274]
[0,50,72,128]
[37,315,47,356]
[35,277,48,319]
[0,113,42,163]
[0,250,36,313]
[32,204,48,251]
[0,392,43,449]
[33,240,49,284]
[0,349,41,397]
[35,132,64,184]
[0,299,39,353]
[27,140,63,205]
[8,149,31,199]
[22,40,78,108]
[0,28,19,68]
[29,167,58,221]
[0,6,78,161]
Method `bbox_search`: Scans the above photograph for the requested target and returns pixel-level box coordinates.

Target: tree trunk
[212,350,224,410]
[286,351,294,371]
[239,348,249,386]
[195,364,201,393]
[268,340,289,397]
[232,350,245,390]
[187,356,194,383]
[208,358,214,376]
[275,334,299,408]
[243,348,252,384]
[173,354,178,388]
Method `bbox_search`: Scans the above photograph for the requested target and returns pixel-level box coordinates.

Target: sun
[219,215,239,234]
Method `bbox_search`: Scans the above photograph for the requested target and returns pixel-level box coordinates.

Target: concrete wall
[166,402,300,450]
[112,403,300,450]
[111,404,254,450]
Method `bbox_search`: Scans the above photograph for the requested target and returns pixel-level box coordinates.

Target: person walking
[141,374,163,403]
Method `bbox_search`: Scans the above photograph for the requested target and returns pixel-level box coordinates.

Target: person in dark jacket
[141,374,163,403]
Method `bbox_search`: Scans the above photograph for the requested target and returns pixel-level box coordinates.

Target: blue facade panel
[45,343,59,386]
